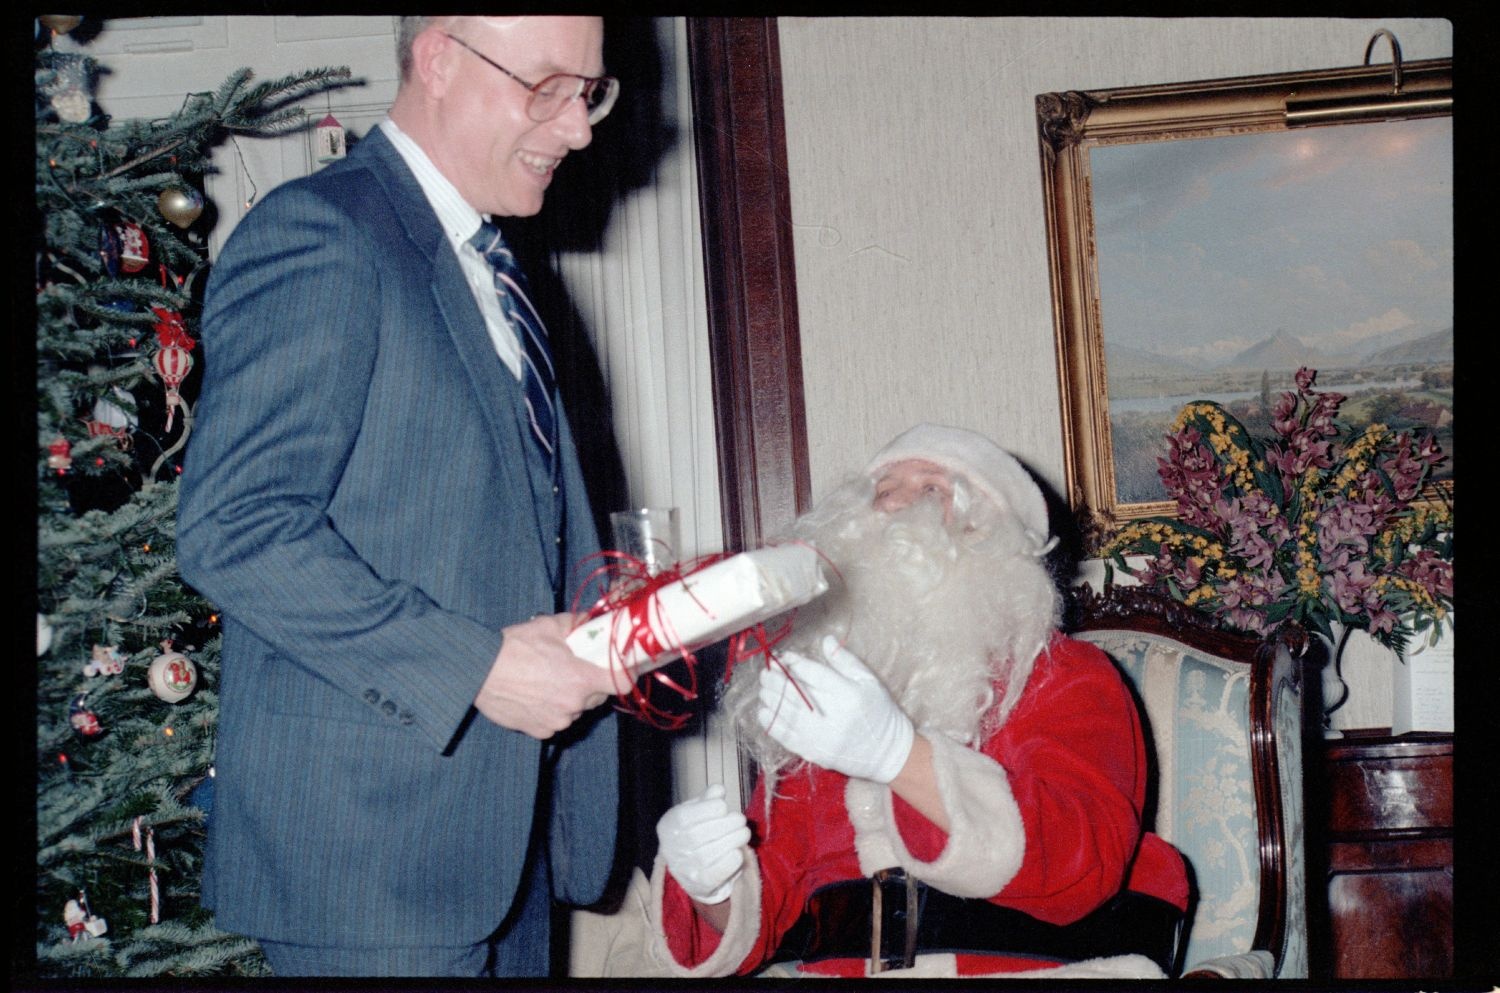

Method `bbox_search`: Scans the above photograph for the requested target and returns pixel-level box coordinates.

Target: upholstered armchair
[1066,584,1313,979]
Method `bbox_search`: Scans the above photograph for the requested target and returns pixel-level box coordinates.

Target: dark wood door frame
[687,17,810,551]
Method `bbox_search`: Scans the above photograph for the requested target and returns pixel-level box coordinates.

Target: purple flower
[1173,555,1203,589]
[1237,532,1278,572]
[1317,501,1378,554]
[1221,606,1271,635]
[1414,432,1445,467]
[1399,550,1454,599]
[1365,605,1399,635]
[1307,393,1345,437]
[1381,436,1429,502]
[1217,498,1280,571]
[1220,570,1287,609]
[1242,491,1292,543]
[1115,366,1451,649]
[1159,430,1222,526]
[1329,561,1376,615]
[1272,392,1301,438]
[1267,431,1333,478]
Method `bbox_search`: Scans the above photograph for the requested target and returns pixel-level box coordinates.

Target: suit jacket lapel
[359,130,556,573]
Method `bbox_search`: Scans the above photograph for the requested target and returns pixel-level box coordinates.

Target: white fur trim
[862,952,1165,979]
[570,868,676,977]
[867,423,1050,553]
[846,778,900,875]
[647,850,761,978]
[846,733,1025,896]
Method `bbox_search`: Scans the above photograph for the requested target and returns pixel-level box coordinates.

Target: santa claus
[645,423,1190,978]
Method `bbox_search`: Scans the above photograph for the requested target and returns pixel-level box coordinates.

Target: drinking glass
[609,507,681,579]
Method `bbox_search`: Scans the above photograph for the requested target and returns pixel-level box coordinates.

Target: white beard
[721,476,1060,784]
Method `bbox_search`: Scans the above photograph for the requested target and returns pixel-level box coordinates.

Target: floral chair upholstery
[1067,585,1311,979]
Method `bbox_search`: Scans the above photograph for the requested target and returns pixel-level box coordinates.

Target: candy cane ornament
[132,816,159,924]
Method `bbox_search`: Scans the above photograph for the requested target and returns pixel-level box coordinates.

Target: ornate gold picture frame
[1037,41,1452,547]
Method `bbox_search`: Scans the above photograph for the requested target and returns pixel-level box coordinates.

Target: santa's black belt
[768,867,1183,974]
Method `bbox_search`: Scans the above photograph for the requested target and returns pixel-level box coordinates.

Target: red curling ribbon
[570,550,729,730]
[728,617,814,728]
[567,540,838,730]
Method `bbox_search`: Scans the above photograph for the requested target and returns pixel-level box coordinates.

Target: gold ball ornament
[40,15,83,34]
[157,187,204,229]
[148,642,198,703]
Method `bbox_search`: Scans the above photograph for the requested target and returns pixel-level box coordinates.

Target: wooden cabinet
[1320,730,1453,979]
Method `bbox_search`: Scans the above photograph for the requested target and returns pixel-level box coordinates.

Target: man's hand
[475,613,617,739]
[757,635,915,783]
[655,784,750,905]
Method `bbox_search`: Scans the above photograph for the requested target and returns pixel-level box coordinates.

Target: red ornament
[47,437,72,472]
[85,419,132,449]
[118,222,149,273]
[153,344,193,388]
[151,307,195,350]
[149,311,196,431]
[69,694,102,737]
[154,346,193,433]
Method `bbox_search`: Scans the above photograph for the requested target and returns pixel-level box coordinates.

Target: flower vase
[1317,622,1353,739]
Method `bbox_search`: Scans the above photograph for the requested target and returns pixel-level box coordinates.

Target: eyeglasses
[443,32,619,126]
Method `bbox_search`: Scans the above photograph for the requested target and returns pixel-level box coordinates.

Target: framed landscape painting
[1037,52,1452,545]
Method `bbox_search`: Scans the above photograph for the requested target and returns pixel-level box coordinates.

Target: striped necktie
[469,221,558,469]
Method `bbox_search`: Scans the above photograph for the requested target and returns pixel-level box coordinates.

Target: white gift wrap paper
[566,544,830,674]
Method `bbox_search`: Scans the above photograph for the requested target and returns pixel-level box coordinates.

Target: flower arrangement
[1102,367,1452,656]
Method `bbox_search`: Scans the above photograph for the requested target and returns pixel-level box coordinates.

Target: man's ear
[408,19,460,98]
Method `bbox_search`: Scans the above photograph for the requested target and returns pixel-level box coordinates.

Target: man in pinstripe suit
[177,16,624,977]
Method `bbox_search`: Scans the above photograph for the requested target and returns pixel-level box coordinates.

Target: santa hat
[866,423,1055,556]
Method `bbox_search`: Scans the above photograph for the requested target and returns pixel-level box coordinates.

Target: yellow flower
[1375,575,1441,615]
[1297,566,1321,596]
[1185,585,1216,606]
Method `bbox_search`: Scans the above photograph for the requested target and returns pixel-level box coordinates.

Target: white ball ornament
[44,52,91,122]
[92,387,138,431]
[38,614,54,656]
[51,89,91,123]
[147,641,198,703]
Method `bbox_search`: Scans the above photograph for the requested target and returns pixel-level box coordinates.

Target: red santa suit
[648,633,1190,978]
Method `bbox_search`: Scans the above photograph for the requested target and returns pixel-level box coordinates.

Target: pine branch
[36,31,355,978]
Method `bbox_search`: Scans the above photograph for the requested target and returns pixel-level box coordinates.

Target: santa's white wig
[722,424,1061,788]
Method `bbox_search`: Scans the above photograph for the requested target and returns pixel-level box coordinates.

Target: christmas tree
[33,16,350,977]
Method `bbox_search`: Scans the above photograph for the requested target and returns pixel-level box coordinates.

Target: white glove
[655,784,750,905]
[757,635,915,784]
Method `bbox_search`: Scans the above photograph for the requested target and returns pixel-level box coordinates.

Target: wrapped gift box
[567,544,829,675]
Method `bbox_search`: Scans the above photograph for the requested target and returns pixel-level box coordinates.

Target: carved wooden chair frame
[1065,584,1311,978]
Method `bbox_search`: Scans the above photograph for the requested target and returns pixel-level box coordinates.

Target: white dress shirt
[379,117,523,380]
